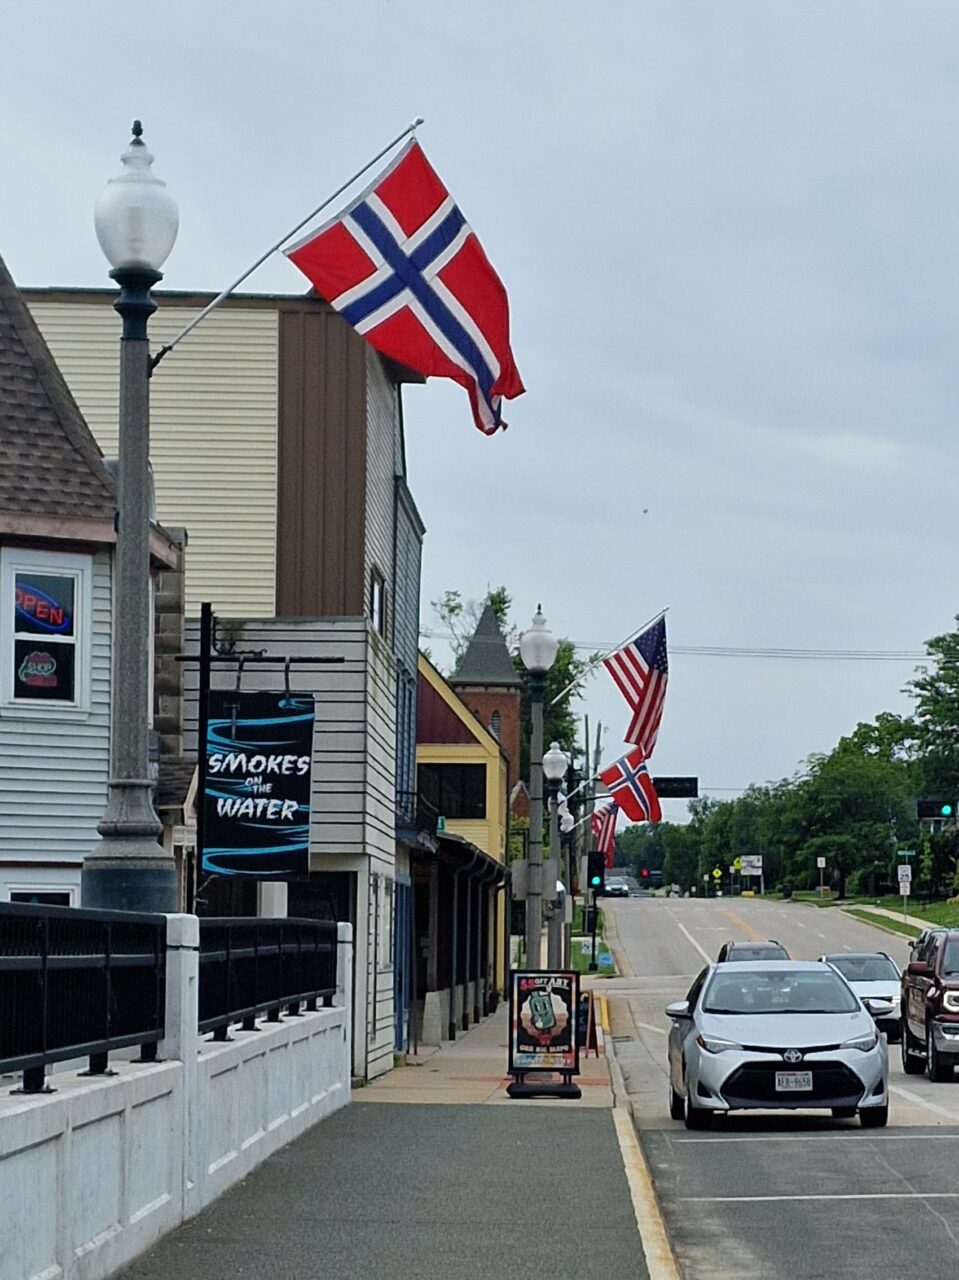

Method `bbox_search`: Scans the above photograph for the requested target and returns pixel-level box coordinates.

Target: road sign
[652,776,699,798]
[728,865,736,875]
[899,881,911,897]
[740,855,763,877]
[712,867,722,880]
[733,856,742,872]
[897,864,912,884]
[816,856,826,869]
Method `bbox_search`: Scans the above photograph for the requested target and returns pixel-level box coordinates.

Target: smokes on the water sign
[202,690,315,877]
[508,970,580,1073]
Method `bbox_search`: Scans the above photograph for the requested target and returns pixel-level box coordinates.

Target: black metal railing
[0,903,166,1093]
[197,916,338,1038]
[396,789,440,837]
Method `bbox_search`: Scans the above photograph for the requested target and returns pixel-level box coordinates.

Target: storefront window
[1,550,90,709]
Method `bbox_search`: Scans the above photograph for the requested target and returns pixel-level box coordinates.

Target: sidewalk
[354,997,614,1106]
[114,1002,647,1280]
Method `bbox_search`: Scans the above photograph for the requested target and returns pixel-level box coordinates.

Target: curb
[605,1027,683,1280]
[838,907,919,941]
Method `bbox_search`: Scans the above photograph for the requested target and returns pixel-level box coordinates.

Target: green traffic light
[590,875,601,886]
[943,804,954,817]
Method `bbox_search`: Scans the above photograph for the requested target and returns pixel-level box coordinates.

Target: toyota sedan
[666,961,890,1129]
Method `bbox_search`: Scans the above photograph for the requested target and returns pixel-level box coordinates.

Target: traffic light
[918,799,954,820]
[640,867,649,880]
[586,850,606,895]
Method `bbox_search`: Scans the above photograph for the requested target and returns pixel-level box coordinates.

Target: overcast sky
[4,2,957,820]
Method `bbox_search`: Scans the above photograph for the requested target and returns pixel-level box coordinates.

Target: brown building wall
[275,305,368,617]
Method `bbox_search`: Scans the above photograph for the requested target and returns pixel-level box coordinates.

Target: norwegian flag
[284,140,524,435]
[603,617,668,755]
[591,802,619,868]
[599,748,662,824]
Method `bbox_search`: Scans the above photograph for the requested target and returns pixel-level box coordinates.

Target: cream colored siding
[28,302,279,617]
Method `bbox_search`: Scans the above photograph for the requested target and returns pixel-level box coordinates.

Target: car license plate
[775,1070,813,1092]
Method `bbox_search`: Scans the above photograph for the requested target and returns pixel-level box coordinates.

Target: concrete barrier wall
[0,917,353,1280]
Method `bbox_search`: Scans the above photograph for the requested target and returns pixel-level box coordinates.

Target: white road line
[674,1133,959,1144]
[680,1192,959,1203]
[795,921,808,930]
[636,1022,668,1036]
[612,1109,682,1280]
[668,914,712,964]
[890,1083,959,1121]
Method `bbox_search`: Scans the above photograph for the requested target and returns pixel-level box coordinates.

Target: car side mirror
[865,999,895,1018]
[907,961,931,976]
[665,1000,691,1021]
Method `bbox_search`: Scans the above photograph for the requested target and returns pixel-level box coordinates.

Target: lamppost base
[81,859,177,914]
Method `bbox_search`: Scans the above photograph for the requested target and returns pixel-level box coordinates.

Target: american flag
[599,748,662,824]
[603,617,668,755]
[591,802,619,868]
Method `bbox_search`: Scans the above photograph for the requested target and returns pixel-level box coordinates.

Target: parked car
[909,926,948,963]
[901,928,959,1081]
[819,952,901,1042]
[716,939,789,963]
[665,961,890,1129]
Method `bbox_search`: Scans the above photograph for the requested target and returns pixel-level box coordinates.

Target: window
[418,763,487,819]
[9,890,73,907]
[370,567,387,637]
[1,549,91,710]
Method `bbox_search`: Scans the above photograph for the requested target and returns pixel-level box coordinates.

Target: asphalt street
[602,896,959,1279]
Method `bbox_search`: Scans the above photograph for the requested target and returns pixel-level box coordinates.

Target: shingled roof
[0,253,115,523]
[449,601,522,688]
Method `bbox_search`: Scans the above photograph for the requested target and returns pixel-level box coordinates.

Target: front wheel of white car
[669,1082,685,1121]
[860,1104,888,1128]
[683,1080,711,1130]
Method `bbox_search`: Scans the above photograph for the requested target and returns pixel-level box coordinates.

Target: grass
[843,908,921,938]
[570,938,616,975]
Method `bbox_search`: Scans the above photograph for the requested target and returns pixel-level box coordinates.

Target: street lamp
[543,741,569,968]
[518,606,559,968]
[83,122,179,913]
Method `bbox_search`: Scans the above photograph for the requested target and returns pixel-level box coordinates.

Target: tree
[429,585,596,777]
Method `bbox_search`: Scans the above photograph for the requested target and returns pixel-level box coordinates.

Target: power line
[419,627,925,663]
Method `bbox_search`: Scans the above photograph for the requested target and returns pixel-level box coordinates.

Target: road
[601,896,959,1279]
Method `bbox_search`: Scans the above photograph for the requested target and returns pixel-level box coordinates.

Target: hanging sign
[508,970,580,1074]
[202,689,315,878]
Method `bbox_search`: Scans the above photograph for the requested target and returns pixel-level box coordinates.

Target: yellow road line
[720,907,768,942]
[612,1108,682,1280]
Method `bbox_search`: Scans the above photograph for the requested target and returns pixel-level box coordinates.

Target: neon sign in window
[12,572,77,702]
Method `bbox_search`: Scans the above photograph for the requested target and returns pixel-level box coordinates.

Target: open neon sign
[15,582,72,634]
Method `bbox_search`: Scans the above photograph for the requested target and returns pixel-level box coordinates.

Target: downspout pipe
[449,851,481,1041]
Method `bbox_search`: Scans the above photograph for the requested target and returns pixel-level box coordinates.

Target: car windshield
[943,940,959,976]
[702,970,860,1015]
[827,956,898,982]
[728,946,787,961]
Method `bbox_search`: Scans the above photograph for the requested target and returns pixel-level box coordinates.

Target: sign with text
[508,970,580,1074]
[740,855,764,877]
[651,776,699,799]
[897,864,912,884]
[202,690,315,878]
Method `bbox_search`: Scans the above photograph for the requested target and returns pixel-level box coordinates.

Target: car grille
[721,1061,864,1109]
[740,1043,842,1055]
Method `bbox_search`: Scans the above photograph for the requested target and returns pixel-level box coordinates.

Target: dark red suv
[901,928,959,1081]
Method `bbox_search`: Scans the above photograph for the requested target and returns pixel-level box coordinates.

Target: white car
[666,961,891,1129]
[819,952,902,1042]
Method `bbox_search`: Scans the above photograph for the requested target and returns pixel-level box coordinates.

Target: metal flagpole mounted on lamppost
[83,122,179,912]
[518,607,559,969]
[543,741,570,969]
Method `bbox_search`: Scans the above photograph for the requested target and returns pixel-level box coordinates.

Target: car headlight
[842,1031,879,1052]
[943,991,959,1013]
[696,1033,741,1054]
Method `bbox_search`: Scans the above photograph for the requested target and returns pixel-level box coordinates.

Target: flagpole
[150,117,425,371]
[548,607,668,707]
